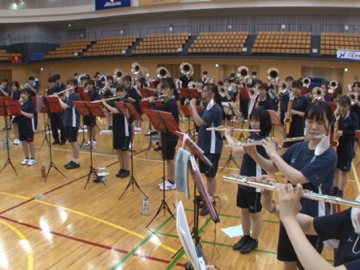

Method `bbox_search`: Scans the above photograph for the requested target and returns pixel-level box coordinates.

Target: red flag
[11,54,22,63]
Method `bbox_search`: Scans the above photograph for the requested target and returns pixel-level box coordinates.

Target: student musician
[10,81,21,145]
[283,80,310,148]
[278,76,293,124]
[27,76,39,97]
[220,81,234,127]
[84,80,100,148]
[244,101,337,270]
[149,80,179,190]
[102,85,132,178]
[239,82,250,122]
[56,79,80,170]
[0,78,10,96]
[261,181,360,270]
[319,84,332,102]
[179,72,193,105]
[54,74,66,91]
[256,83,274,110]
[201,71,208,84]
[47,76,66,145]
[134,79,144,132]
[224,107,272,254]
[102,75,116,130]
[189,83,223,215]
[18,89,37,166]
[350,81,360,134]
[247,80,262,120]
[331,96,358,198]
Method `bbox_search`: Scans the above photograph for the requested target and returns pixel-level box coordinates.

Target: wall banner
[95,0,131,10]
[337,49,360,61]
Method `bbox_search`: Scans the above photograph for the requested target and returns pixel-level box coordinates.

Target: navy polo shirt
[258,95,274,110]
[313,208,360,269]
[239,133,269,192]
[11,90,21,101]
[336,111,358,159]
[28,83,39,97]
[63,93,80,127]
[280,92,290,112]
[57,82,66,91]
[280,141,337,217]
[198,102,223,154]
[127,86,141,114]
[47,86,60,96]
[113,99,131,137]
[351,95,360,129]
[89,90,100,102]
[290,95,309,136]
[149,97,179,142]
[0,86,11,96]
[18,99,36,133]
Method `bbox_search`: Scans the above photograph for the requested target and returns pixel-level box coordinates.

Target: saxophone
[333,113,340,147]
[284,93,293,134]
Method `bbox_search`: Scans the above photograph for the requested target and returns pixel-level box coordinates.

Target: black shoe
[116,169,124,177]
[338,190,344,198]
[93,176,105,183]
[331,186,339,197]
[59,140,66,145]
[240,238,258,254]
[154,145,162,151]
[52,140,60,145]
[64,161,80,169]
[120,170,130,178]
[233,236,250,250]
[200,205,209,216]
[199,202,205,208]
[108,125,112,130]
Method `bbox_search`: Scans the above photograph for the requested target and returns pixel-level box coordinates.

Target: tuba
[236,66,252,85]
[219,86,226,97]
[277,81,289,94]
[328,80,338,97]
[267,68,279,84]
[302,77,311,88]
[77,73,89,85]
[312,87,323,100]
[188,81,197,89]
[113,69,125,82]
[347,92,358,105]
[157,67,171,79]
[131,62,149,79]
[180,62,194,76]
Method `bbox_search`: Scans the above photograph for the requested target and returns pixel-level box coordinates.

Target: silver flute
[223,174,360,208]
[206,128,260,132]
[225,134,325,147]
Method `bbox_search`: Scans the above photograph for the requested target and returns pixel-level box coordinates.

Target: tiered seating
[132,33,190,54]
[45,39,94,59]
[0,49,11,61]
[252,31,311,54]
[84,35,139,57]
[188,31,249,53]
[321,33,360,55]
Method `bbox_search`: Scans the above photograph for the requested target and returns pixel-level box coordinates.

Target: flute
[225,134,325,147]
[92,96,119,103]
[49,86,74,97]
[184,97,205,105]
[206,128,260,132]
[223,174,360,208]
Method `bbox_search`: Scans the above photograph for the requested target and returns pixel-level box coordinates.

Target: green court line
[110,215,175,270]
[184,209,280,224]
[165,217,212,270]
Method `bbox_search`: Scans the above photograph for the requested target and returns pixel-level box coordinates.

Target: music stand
[1,96,11,130]
[73,101,106,190]
[43,96,66,182]
[180,88,199,121]
[143,109,180,228]
[116,101,147,200]
[0,99,20,176]
[78,92,91,149]
[221,102,241,172]
[39,96,52,150]
[268,110,283,137]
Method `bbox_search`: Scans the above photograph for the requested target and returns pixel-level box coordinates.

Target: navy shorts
[113,136,130,151]
[199,153,221,178]
[65,126,79,142]
[236,187,262,213]
[19,132,34,142]
[162,140,177,160]
[277,222,323,270]
[83,116,96,126]
[337,157,352,172]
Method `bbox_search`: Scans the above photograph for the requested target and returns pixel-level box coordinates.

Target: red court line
[0,215,185,267]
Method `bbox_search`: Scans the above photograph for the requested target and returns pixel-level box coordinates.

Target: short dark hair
[12,81,19,89]
[48,76,56,83]
[123,75,132,82]
[67,78,78,85]
[116,84,127,93]
[28,76,35,81]
[86,79,95,87]
[203,71,208,75]
[106,75,113,82]
[352,81,360,88]
[252,71,257,75]
[339,96,351,106]
[249,107,272,136]
[259,83,269,92]
[53,74,61,80]
[21,88,30,95]
[254,79,262,85]
[304,101,332,127]
[285,76,294,81]
[2,78,8,83]
[161,80,179,99]
[292,80,302,89]
[74,73,78,76]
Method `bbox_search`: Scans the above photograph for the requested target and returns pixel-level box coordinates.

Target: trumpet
[267,67,279,84]
[223,174,360,208]
[206,128,260,132]
[302,77,311,88]
[21,83,31,89]
[347,92,358,105]
[180,62,194,76]
[225,134,325,147]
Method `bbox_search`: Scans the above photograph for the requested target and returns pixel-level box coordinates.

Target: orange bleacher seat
[320,32,360,55]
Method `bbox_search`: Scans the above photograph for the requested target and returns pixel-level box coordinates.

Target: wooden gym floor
[0,113,359,270]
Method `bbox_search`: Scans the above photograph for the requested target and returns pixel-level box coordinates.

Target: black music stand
[78,92,91,149]
[221,102,240,172]
[73,101,107,190]
[39,102,51,150]
[43,96,66,182]
[0,99,20,176]
[144,109,180,228]
[116,101,148,200]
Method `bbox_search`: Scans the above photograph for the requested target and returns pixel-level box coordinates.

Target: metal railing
[258,24,312,32]
[67,32,97,41]
[0,35,61,46]
[101,28,141,38]
[199,24,250,33]
[147,26,192,35]
[320,24,360,34]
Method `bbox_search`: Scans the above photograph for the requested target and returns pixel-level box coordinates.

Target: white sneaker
[14,138,21,145]
[129,143,134,149]
[159,181,176,191]
[137,127,142,131]
[158,179,173,187]
[27,159,36,166]
[194,132,198,136]
[21,158,29,165]
[86,141,91,146]
[91,140,97,146]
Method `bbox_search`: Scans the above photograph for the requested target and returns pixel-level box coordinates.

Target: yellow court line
[0,191,178,255]
[351,163,360,194]
[0,219,34,270]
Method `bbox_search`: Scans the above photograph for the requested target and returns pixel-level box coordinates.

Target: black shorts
[113,136,130,151]
[337,157,352,172]
[83,116,96,126]
[236,187,262,213]
[277,222,323,270]
[222,109,231,120]
[19,132,34,142]
[162,140,177,160]
[11,115,18,124]
[199,153,221,178]
[65,126,79,142]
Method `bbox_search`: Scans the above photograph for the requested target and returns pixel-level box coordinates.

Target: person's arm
[189,98,206,126]
[0,87,9,96]
[338,114,358,138]
[21,111,34,118]
[243,144,278,173]
[58,97,69,109]
[102,99,119,114]
[290,109,305,117]
[29,85,38,94]
[224,127,245,155]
